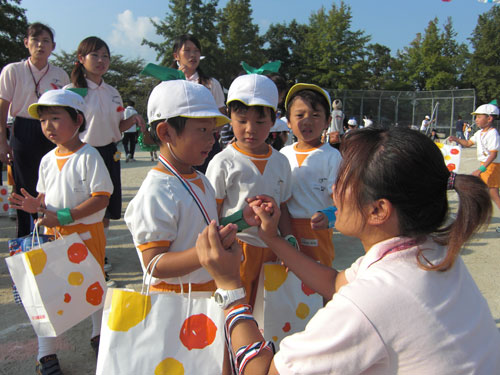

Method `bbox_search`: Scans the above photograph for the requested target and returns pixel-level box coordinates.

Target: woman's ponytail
[70,61,87,88]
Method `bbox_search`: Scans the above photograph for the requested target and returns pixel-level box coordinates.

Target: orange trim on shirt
[251,159,268,174]
[292,144,321,153]
[150,280,216,293]
[137,240,171,252]
[232,142,272,158]
[189,176,205,193]
[91,192,111,197]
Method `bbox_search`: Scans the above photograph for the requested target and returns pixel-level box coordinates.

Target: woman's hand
[196,220,243,290]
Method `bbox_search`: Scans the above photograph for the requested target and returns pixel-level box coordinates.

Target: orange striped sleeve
[137,240,171,252]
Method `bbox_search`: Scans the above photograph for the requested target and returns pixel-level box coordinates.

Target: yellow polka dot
[68,272,84,286]
[25,249,47,276]
[272,336,278,342]
[155,357,184,375]
[296,303,310,320]
[107,290,151,332]
[444,155,451,161]
[435,142,444,148]
[264,265,288,291]
[57,310,63,315]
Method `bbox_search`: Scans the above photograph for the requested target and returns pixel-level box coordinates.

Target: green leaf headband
[241,61,281,75]
[140,63,186,81]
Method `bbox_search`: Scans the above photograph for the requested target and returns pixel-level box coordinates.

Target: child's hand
[196,221,243,290]
[244,195,275,227]
[251,196,281,241]
[9,188,42,214]
[218,223,238,249]
[37,208,59,228]
[448,136,458,143]
[310,212,328,230]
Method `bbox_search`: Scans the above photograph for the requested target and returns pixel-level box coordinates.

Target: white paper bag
[254,263,323,347]
[0,185,9,215]
[96,255,225,375]
[436,142,462,173]
[5,232,106,337]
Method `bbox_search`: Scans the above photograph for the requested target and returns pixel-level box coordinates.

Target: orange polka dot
[86,282,104,306]
[64,293,71,303]
[67,243,88,264]
[179,314,217,351]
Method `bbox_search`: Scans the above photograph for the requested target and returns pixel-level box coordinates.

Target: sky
[20,0,498,64]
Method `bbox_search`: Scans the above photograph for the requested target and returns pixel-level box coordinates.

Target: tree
[263,20,308,84]
[401,18,468,91]
[465,6,500,103]
[299,1,370,90]
[0,0,29,69]
[51,51,156,116]
[141,0,221,78]
[217,0,264,85]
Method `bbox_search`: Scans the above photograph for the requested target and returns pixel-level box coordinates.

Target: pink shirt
[274,237,500,374]
[65,79,124,147]
[0,59,69,118]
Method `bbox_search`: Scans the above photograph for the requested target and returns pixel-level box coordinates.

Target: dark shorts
[96,143,122,220]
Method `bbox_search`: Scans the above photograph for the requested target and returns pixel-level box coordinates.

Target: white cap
[347,118,358,126]
[363,118,373,127]
[227,74,278,111]
[284,83,332,111]
[270,117,289,132]
[28,89,85,119]
[425,115,430,120]
[147,80,230,127]
[471,104,499,116]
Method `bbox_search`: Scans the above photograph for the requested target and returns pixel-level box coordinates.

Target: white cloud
[109,10,161,62]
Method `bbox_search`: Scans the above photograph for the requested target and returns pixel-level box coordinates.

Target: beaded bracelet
[479,165,487,173]
[56,208,74,226]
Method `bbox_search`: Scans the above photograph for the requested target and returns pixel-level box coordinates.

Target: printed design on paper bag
[436,142,461,172]
[26,249,47,275]
[301,282,315,296]
[155,357,185,375]
[0,186,8,213]
[264,264,288,291]
[179,314,217,350]
[86,282,104,306]
[108,290,152,331]
[68,271,84,286]
[296,303,310,319]
[282,322,291,333]
[67,243,88,264]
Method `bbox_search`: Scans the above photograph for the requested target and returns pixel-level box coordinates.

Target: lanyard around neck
[27,59,50,98]
[158,153,211,225]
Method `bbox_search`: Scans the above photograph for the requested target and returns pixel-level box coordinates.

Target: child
[205,74,293,307]
[449,103,500,232]
[281,83,342,269]
[196,127,500,374]
[66,36,145,285]
[124,79,262,374]
[9,89,113,374]
[0,22,70,237]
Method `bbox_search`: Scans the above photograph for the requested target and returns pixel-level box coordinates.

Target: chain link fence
[328,89,478,136]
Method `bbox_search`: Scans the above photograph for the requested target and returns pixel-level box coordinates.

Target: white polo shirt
[65,79,124,147]
[274,237,500,374]
[0,59,69,118]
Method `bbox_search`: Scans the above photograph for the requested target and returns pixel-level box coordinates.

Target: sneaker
[103,257,112,272]
[90,335,100,358]
[151,155,154,162]
[105,273,116,288]
[125,153,131,163]
[36,354,63,375]
[496,226,500,233]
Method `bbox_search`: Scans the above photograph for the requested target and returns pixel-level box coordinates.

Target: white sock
[91,308,103,338]
[37,336,57,360]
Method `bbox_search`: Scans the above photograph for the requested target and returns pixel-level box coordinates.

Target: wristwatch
[214,287,246,309]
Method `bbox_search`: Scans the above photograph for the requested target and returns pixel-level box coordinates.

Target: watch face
[214,292,224,304]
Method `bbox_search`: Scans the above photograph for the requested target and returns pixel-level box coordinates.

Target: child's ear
[76,113,84,128]
[155,121,173,144]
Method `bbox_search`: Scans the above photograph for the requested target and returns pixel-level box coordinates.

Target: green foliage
[400,18,468,91]
[217,0,263,85]
[0,0,29,69]
[299,2,370,90]
[465,6,500,103]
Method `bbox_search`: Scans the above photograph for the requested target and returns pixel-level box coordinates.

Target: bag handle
[141,253,166,296]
